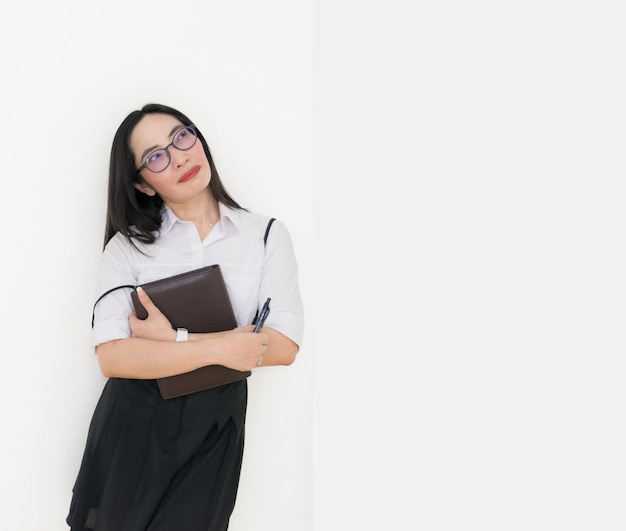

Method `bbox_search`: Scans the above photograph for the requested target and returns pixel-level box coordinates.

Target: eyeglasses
[135,125,198,174]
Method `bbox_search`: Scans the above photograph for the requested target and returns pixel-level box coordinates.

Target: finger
[136,287,159,313]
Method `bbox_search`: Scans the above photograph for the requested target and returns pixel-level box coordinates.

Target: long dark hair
[104,103,244,248]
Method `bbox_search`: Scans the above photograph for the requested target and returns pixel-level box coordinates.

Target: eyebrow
[139,124,185,161]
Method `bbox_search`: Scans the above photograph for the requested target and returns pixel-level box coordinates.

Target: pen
[253,297,271,333]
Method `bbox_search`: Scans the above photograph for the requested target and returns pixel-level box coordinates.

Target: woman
[67,103,304,530]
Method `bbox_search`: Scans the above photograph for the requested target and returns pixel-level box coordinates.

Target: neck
[166,190,220,239]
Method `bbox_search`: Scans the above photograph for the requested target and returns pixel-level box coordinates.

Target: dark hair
[104,103,244,248]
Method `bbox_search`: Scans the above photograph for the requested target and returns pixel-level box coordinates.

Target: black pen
[253,297,271,333]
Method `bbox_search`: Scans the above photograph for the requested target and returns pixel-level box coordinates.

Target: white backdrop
[2,1,626,530]
[314,1,626,530]
[0,1,312,530]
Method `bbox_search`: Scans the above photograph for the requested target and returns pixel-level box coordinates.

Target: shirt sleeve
[258,220,305,346]
[91,235,138,348]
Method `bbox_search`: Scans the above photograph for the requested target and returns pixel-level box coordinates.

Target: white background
[314,1,626,530]
[1,1,625,530]
[0,1,312,530]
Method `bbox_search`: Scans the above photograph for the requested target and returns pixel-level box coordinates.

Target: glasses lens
[145,149,170,172]
[140,126,197,173]
[173,126,197,150]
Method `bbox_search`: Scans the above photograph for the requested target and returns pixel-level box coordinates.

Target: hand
[128,287,176,341]
[220,329,269,371]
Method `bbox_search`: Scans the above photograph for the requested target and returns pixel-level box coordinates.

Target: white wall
[314,1,626,530]
[0,1,312,530]
[3,1,626,530]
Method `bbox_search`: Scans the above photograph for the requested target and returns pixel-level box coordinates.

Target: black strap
[264,217,276,245]
[91,284,135,328]
[91,217,277,328]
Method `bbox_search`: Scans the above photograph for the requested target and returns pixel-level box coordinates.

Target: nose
[170,147,188,169]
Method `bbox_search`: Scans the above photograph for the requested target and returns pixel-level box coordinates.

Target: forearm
[256,327,299,367]
[187,330,230,341]
[96,337,220,379]
[188,328,298,367]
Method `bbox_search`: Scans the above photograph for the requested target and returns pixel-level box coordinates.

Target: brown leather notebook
[130,264,251,399]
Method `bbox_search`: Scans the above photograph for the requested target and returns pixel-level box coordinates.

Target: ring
[257,356,263,366]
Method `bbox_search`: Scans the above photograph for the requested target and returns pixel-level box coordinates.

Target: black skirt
[67,377,248,531]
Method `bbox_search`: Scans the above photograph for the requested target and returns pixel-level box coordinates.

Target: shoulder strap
[264,217,276,245]
[91,284,135,328]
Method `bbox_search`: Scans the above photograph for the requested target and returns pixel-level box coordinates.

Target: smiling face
[130,112,212,206]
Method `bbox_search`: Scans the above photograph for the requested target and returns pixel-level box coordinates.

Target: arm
[96,332,268,379]
[125,287,296,373]
[249,326,298,367]
[97,288,267,379]
[186,327,297,367]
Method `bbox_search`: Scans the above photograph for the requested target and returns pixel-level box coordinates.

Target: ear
[133,181,157,197]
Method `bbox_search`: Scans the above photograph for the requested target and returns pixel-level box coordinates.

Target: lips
[179,165,201,183]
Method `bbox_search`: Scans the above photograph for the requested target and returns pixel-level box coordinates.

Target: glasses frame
[135,124,198,174]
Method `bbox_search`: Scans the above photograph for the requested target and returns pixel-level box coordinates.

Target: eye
[175,128,190,142]
[147,150,166,164]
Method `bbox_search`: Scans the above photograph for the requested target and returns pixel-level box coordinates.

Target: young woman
[67,103,304,530]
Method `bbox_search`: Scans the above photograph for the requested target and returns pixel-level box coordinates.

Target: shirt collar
[158,205,178,236]
[218,202,243,232]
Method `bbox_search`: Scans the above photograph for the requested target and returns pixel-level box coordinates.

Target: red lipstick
[179,165,200,183]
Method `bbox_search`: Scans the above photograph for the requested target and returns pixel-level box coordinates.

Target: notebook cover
[130,264,251,399]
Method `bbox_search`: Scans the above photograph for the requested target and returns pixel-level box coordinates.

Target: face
[130,113,211,204]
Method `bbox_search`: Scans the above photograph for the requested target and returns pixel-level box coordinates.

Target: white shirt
[92,203,304,348]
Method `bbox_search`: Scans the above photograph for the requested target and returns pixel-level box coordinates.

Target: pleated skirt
[67,377,247,531]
